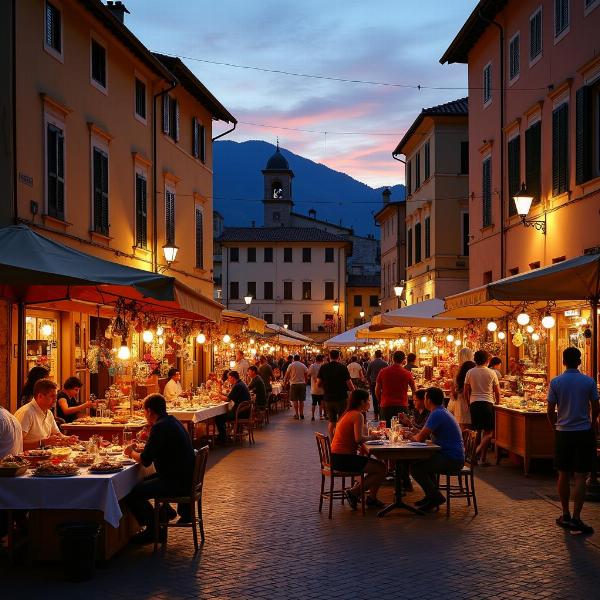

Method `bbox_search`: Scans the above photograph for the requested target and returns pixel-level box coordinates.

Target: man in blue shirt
[410,386,465,511]
[547,347,599,534]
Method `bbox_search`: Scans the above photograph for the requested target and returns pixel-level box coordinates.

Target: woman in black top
[56,376,94,423]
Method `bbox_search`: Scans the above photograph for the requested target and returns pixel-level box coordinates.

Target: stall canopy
[368,299,465,331]
[323,323,374,347]
[0,225,223,323]
[221,310,266,334]
[265,324,313,344]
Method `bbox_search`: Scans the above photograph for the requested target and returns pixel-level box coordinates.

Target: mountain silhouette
[213,140,405,237]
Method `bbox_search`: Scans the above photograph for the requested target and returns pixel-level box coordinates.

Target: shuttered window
[576,86,592,185]
[135,173,147,248]
[324,281,334,300]
[414,222,422,263]
[554,0,569,37]
[195,206,204,268]
[247,247,256,262]
[302,248,311,262]
[229,281,239,300]
[284,248,293,262]
[230,247,239,262]
[163,95,179,141]
[525,122,542,204]
[302,315,312,333]
[47,123,65,220]
[45,2,61,53]
[530,9,542,60]
[424,141,430,180]
[424,216,431,259]
[192,118,205,160]
[283,281,293,300]
[302,282,312,300]
[165,189,175,244]
[135,79,146,119]
[462,212,469,256]
[264,281,274,300]
[507,135,520,216]
[325,247,334,263]
[91,39,106,88]
[552,103,569,196]
[407,228,413,267]
[460,141,469,174]
[509,34,520,80]
[482,157,492,227]
[264,247,273,262]
[92,147,109,235]
[415,151,421,189]
[247,282,256,299]
[483,64,492,104]
[406,160,412,195]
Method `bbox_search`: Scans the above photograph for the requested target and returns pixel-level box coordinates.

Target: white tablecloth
[271,382,283,395]
[169,401,229,423]
[0,464,147,528]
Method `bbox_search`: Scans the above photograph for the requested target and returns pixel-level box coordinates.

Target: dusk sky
[127,0,476,188]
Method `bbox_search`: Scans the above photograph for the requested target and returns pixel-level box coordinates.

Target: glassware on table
[112,434,119,446]
[123,429,133,447]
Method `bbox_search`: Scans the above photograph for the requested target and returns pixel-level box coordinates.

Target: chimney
[382,187,391,204]
[106,1,130,24]
[308,208,316,220]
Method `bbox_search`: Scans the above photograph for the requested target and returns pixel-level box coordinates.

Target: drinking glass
[123,430,133,447]
[112,434,119,447]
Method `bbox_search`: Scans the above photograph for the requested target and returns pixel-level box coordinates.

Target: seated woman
[56,376,95,423]
[330,389,387,509]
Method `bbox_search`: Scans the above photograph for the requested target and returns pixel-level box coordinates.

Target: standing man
[366,349,388,421]
[464,350,500,465]
[307,354,325,421]
[404,353,418,372]
[375,351,416,426]
[234,350,250,381]
[347,356,366,388]
[317,349,354,437]
[258,355,274,396]
[284,354,308,420]
[163,368,183,402]
[547,347,599,534]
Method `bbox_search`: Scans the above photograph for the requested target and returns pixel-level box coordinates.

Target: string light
[541,315,556,329]
[517,313,530,326]
[498,331,506,340]
[143,330,154,343]
[487,321,498,332]
[117,344,131,360]
[196,333,206,344]
[223,334,231,344]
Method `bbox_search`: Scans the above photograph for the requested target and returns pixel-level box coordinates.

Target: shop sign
[563,309,580,318]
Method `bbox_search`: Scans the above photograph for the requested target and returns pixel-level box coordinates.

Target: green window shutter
[135,174,147,248]
[482,157,492,227]
[507,136,520,216]
[165,190,175,244]
[200,123,206,163]
[552,103,569,196]
[195,207,204,268]
[525,122,541,204]
[93,148,109,235]
[575,86,592,185]
[192,117,199,158]
[162,94,170,134]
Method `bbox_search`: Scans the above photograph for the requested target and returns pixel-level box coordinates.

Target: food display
[50,447,72,459]
[88,460,123,474]
[73,453,96,467]
[0,454,30,477]
[33,461,80,477]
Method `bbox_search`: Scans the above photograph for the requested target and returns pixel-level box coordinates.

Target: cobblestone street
[4,410,600,599]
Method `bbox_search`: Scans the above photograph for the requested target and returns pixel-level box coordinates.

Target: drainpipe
[392,152,407,295]
[152,80,178,273]
[212,121,237,142]
[479,9,505,279]
[11,0,17,225]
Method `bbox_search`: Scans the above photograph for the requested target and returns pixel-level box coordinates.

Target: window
[284,281,293,300]
[247,282,256,299]
[284,247,293,262]
[576,83,599,184]
[192,117,206,162]
[424,216,431,259]
[45,2,61,55]
[482,157,492,227]
[554,0,569,37]
[283,314,293,328]
[353,295,362,307]
[424,141,430,180]
[460,141,469,174]
[263,313,273,324]
[135,78,146,120]
[264,247,273,262]
[302,248,311,263]
[92,147,109,235]
[325,247,334,262]
[508,135,521,216]
[247,248,256,262]
[195,206,203,268]
[162,95,180,142]
[165,189,175,244]
[230,247,239,262]
[462,212,469,256]
[509,33,520,81]
[415,151,421,189]
[414,222,422,263]
[264,281,274,300]
[324,281,334,300]
[406,159,412,195]
[552,103,569,196]
[302,314,312,333]
[369,295,379,307]
[91,38,106,89]
[483,63,492,104]
[135,173,147,248]
[530,8,542,60]
[407,228,413,267]
[526,121,542,203]
[229,281,239,300]
[483,271,493,285]
[46,123,65,220]
[302,282,311,300]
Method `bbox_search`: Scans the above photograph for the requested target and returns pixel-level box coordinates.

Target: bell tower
[262,140,294,226]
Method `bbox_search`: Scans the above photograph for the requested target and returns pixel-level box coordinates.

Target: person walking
[317,349,354,437]
[366,349,387,421]
[284,354,308,420]
[347,355,366,388]
[307,354,325,421]
[547,347,599,534]
[448,360,475,430]
[375,350,416,426]
[464,350,500,465]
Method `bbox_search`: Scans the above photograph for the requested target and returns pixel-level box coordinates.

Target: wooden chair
[315,433,365,518]
[153,446,209,552]
[228,401,255,446]
[438,429,479,517]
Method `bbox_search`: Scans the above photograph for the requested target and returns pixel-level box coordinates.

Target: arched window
[272,181,283,199]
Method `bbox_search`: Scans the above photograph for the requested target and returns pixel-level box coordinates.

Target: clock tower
[262,141,294,226]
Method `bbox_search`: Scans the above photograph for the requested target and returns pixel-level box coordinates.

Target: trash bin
[57,522,101,581]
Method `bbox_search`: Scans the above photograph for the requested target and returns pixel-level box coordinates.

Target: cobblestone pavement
[3,409,600,599]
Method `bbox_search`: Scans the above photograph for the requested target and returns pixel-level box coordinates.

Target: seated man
[56,376,96,423]
[163,367,183,402]
[124,394,195,543]
[0,404,23,459]
[215,371,250,443]
[14,379,77,449]
[247,366,267,409]
[399,389,430,430]
[410,387,465,512]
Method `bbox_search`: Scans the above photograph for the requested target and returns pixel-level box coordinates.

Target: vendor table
[369,441,440,517]
[494,405,554,475]
[61,422,146,443]
[0,464,149,560]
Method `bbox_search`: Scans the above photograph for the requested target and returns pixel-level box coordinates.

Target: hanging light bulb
[41,323,53,337]
[398,338,405,345]
[532,333,540,341]
[158,336,164,345]
[249,338,255,345]
[142,330,154,343]
[117,344,131,360]
[420,336,428,343]
[526,325,534,334]
[487,321,498,332]
[454,339,462,346]
[223,334,231,344]
[196,333,206,344]
[156,325,164,337]
[446,334,455,343]
[498,331,506,340]
[517,312,530,326]
[541,315,556,329]
[229,360,236,369]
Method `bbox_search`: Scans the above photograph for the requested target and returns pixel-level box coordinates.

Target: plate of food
[120,458,136,466]
[23,449,51,459]
[73,454,96,467]
[0,455,31,477]
[33,462,80,477]
[88,460,123,474]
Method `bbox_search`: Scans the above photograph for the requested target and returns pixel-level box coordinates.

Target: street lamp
[513,183,546,234]
[359,309,365,325]
[333,299,341,333]
[394,281,405,309]
[162,242,179,265]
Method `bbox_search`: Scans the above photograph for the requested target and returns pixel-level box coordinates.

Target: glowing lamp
[196,333,206,344]
[487,321,498,332]
[420,336,428,343]
[156,326,164,337]
[41,323,53,337]
[223,334,231,344]
[117,344,131,360]
[446,334,455,343]
[532,333,540,341]
[513,183,534,217]
[516,312,530,326]
[526,325,534,334]
[143,330,154,343]
[541,315,556,329]
[498,331,506,340]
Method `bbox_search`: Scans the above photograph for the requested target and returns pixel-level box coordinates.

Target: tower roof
[264,142,291,171]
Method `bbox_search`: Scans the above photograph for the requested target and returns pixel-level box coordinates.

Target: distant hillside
[213,140,405,237]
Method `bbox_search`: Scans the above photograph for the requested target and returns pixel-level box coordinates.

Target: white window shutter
[162,94,170,134]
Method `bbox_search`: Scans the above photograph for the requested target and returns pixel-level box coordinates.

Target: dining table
[168,401,230,438]
[367,440,440,517]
